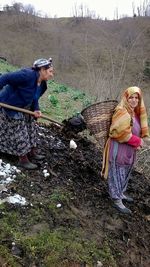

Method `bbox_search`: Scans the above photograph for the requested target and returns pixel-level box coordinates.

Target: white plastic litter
[43,169,48,173]
[97,261,103,267]
[44,173,50,177]
[56,203,62,208]
[69,140,77,149]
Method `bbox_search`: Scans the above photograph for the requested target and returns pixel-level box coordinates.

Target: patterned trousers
[0,112,38,156]
[108,161,133,200]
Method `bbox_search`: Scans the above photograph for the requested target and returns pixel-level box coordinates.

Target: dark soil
[0,123,150,267]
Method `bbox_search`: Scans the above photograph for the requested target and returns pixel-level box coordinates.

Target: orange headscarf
[102,86,149,179]
[118,86,149,137]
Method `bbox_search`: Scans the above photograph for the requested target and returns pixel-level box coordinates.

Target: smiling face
[127,93,139,110]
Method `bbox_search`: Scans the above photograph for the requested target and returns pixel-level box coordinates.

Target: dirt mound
[0,123,150,267]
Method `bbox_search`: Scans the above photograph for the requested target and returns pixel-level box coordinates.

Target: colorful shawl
[102,86,149,179]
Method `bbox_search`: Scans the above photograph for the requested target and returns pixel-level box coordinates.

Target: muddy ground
[0,123,150,267]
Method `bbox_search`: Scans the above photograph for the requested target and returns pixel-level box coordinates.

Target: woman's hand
[34,110,42,118]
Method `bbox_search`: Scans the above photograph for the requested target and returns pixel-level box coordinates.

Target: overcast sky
[0,0,146,19]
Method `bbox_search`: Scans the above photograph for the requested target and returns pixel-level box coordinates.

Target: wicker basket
[81,100,118,149]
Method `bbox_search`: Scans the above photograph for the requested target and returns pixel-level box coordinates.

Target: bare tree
[136,0,150,16]
[132,1,136,16]
[72,3,96,19]
[114,7,119,20]
[23,4,36,16]
[12,2,24,13]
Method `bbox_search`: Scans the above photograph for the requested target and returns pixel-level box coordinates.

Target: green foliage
[1,190,113,266]
[0,59,17,73]
[0,245,21,267]
[19,228,116,266]
[46,189,72,214]
[49,189,71,203]
[39,80,94,123]
[26,207,44,224]
[48,95,59,107]
[82,98,93,108]
[71,90,85,100]
[52,84,68,93]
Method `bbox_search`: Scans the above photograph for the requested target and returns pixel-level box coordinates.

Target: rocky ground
[0,123,150,267]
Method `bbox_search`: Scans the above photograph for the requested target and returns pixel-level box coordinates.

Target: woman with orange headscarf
[102,86,149,214]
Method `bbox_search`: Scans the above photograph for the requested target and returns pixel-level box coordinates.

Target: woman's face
[127,93,139,109]
[40,67,54,81]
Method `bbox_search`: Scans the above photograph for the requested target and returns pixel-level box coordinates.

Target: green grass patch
[40,81,95,123]
[0,245,21,267]
[19,228,116,267]
[0,59,17,73]
[0,206,116,267]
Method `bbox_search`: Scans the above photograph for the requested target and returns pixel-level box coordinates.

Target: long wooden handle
[0,102,64,126]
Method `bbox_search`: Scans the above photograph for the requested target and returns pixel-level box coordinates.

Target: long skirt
[0,112,38,156]
[108,161,133,200]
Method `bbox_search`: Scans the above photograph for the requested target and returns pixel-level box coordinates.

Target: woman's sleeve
[0,73,11,89]
[32,99,40,111]
[127,135,141,147]
[0,71,26,89]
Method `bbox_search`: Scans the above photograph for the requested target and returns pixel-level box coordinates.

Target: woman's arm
[0,70,28,89]
[127,135,143,147]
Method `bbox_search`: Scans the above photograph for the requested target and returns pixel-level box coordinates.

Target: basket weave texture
[81,100,118,149]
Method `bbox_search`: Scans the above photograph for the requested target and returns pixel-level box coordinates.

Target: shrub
[48,95,59,107]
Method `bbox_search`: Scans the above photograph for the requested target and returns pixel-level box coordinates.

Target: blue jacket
[0,68,47,118]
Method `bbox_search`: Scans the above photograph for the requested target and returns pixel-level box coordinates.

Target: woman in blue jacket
[0,58,54,170]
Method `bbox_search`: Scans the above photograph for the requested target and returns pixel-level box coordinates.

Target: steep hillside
[0,123,150,267]
[0,12,150,106]
[0,36,150,267]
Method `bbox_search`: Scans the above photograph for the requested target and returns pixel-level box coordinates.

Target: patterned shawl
[102,86,149,179]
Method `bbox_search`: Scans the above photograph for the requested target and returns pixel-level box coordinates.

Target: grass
[0,59,17,73]
[0,208,117,267]
[20,229,117,267]
[40,80,95,123]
